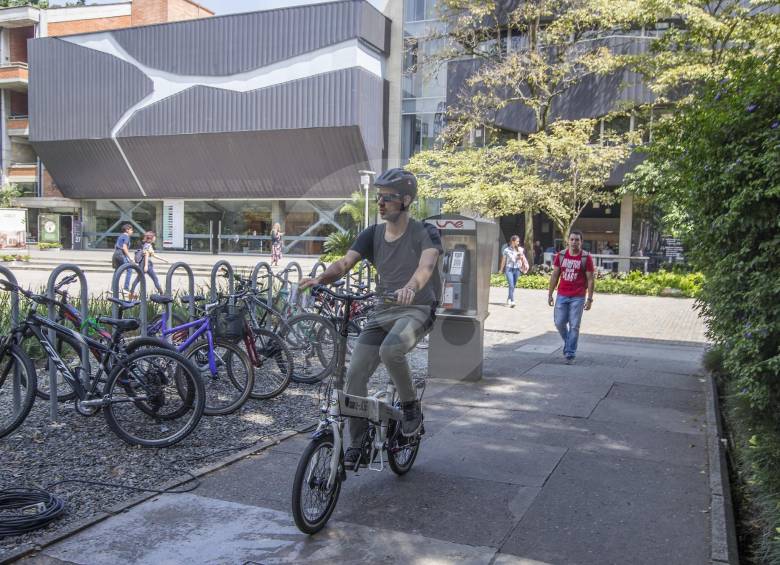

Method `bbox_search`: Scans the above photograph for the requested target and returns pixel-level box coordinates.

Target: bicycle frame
[155,311,218,376]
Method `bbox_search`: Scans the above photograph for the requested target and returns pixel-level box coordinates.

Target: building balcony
[0,63,28,91]
[7,116,28,137]
[0,6,39,28]
[7,163,37,183]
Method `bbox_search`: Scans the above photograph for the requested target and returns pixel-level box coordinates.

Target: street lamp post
[358,170,375,230]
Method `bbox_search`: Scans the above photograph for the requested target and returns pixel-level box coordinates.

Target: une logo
[435,220,464,229]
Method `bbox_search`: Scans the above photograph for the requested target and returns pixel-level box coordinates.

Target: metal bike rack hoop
[309,261,327,278]
[111,262,147,337]
[165,262,196,323]
[282,261,302,285]
[47,264,90,420]
[250,261,274,307]
[0,266,22,414]
[210,260,234,302]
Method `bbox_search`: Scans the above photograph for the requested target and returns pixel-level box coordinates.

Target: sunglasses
[375,193,404,203]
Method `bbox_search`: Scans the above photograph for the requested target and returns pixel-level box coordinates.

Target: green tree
[338,191,377,228]
[413,0,650,258]
[409,119,637,238]
[0,182,21,208]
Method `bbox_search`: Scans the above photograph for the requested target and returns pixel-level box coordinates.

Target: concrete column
[154,200,163,237]
[81,200,97,248]
[618,193,633,272]
[272,200,286,231]
[384,0,404,168]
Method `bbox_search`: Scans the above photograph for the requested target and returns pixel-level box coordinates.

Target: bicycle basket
[210,303,247,340]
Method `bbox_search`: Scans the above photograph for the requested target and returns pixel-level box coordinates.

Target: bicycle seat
[98,317,140,332]
[181,294,205,303]
[107,297,140,310]
[333,280,346,288]
[149,294,174,305]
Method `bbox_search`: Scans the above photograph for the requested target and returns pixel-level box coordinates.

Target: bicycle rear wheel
[0,343,36,439]
[291,435,342,534]
[102,348,205,447]
[282,314,337,384]
[183,338,254,416]
[246,328,293,399]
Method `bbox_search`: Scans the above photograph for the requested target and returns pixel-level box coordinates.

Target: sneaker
[401,400,423,437]
[343,447,362,471]
[506,299,512,306]
[565,356,575,365]
[509,300,516,308]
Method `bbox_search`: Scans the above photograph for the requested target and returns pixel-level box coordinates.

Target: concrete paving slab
[514,344,560,354]
[442,408,705,468]
[500,451,710,565]
[35,493,498,565]
[526,362,705,392]
[623,355,704,376]
[425,375,612,418]
[576,340,704,363]
[414,428,566,486]
[332,469,540,547]
[589,383,706,435]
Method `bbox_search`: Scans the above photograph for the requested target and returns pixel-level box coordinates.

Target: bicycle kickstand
[368,444,385,472]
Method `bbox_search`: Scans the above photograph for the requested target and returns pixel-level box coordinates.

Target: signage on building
[662,236,684,261]
[38,213,60,244]
[0,208,27,250]
[426,218,477,231]
[162,200,184,249]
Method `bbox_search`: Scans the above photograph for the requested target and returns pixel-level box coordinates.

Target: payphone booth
[425,214,498,382]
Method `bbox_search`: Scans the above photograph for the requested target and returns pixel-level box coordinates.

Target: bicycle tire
[282,314,338,384]
[0,343,37,439]
[387,394,421,476]
[102,348,205,448]
[247,328,293,400]
[183,338,255,416]
[291,435,342,534]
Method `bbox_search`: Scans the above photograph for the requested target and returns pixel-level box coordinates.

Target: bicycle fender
[311,427,333,442]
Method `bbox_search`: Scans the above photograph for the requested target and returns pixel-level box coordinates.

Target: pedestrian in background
[271,222,284,267]
[111,224,134,297]
[533,240,544,266]
[498,235,528,308]
[548,230,595,364]
[129,231,163,297]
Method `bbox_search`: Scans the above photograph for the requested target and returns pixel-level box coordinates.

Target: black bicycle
[0,280,206,447]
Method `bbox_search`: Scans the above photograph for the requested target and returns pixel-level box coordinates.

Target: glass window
[402,112,446,162]
[405,0,436,22]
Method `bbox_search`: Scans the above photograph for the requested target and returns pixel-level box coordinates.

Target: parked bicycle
[146,294,255,416]
[291,285,425,534]
[0,280,206,447]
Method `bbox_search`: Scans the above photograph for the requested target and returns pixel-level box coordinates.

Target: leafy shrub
[37,242,62,250]
[637,50,780,562]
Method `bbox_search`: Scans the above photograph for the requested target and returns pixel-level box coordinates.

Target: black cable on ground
[0,488,66,537]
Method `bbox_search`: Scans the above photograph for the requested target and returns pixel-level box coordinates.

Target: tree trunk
[524,210,534,263]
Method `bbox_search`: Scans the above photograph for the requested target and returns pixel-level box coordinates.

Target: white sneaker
[509,300,516,308]
[506,299,512,306]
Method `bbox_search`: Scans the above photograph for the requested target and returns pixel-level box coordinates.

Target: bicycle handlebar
[311,284,384,303]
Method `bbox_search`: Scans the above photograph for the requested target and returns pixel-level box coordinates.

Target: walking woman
[129,231,164,297]
[498,235,529,307]
[270,223,284,267]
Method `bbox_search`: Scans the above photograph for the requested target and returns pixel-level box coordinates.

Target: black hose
[0,488,66,537]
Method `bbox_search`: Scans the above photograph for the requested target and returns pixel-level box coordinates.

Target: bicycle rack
[282,261,302,285]
[0,266,22,416]
[111,262,147,337]
[47,265,90,420]
[250,261,273,307]
[165,262,196,325]
[309,261,327,279]
[210,260,234,302]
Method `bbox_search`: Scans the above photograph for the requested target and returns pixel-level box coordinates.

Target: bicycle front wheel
[0,343,36,439]
[102,348,205,447]
[291,435,342,534]
[247,328,293,399]
[183,338,254,416]
[33,334,81,402]
[282,314,337,384]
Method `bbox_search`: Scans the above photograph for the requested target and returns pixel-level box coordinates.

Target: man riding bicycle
[300,168,442,470]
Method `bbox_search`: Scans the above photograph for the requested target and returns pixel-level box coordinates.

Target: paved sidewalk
[18,291,710,565]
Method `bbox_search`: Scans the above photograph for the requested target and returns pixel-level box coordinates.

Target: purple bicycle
[146,294,254,416]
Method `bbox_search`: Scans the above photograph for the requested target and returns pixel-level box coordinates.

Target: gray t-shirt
[350,220,443,306]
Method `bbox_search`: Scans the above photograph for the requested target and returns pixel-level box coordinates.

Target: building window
[402,112,445,162]
[405,0,437,22]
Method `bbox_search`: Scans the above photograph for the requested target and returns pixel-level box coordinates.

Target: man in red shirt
[547,231,595,364]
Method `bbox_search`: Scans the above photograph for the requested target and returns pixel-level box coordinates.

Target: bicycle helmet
[374,168,417,201]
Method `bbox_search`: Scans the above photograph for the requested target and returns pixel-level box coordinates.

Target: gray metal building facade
[28,0,392,252]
